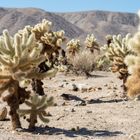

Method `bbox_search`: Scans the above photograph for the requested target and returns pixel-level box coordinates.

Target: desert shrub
[70,50,96,76]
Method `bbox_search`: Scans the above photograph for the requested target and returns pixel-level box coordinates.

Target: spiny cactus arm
[18,56,46,71]
[14,34,22,57]
[0,39,11,55]
[24,100,34,107]
[3,30,14,52]
[124,55,138,74]
[46,96,54,106]
[26,68,57,80]
[30,94,41,106]
[38,112,49,123]
[32,19,52,33]
[129,32,140,54]
[66,39,81,54]
[0,75,11,79]
[25,33,36,49]
[84,34,100,50]
[41,30,65,50]
[18,109,32,117]
[38,101,53,112]
[36,95,47,107]
[0,55,12,66]
[38,97,53,111]
[124,55,137,67]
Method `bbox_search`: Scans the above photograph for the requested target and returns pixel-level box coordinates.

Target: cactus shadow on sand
[20,126,123,138]
[87,98,128,104]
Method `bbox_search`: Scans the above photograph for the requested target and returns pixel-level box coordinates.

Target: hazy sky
[0,0,140,13]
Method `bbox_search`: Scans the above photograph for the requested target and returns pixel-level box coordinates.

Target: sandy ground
[0,71,140,140]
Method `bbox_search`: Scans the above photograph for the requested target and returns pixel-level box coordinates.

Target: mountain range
[0,7,139,44]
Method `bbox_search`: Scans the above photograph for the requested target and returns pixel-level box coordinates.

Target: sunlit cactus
[103,33,133,94]
[18,94,53,129]
[19,19,64,96]
[125,31,140,98]
[0,29,57,130]
[41,30,65,58]
[32,19,52,40]
[84,34,99,53]
[66,39,81,57]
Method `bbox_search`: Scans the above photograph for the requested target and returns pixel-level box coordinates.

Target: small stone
[81,88,88,93]
[62,102,66,106]
[59,84,64,88]
[104,84,108,87]
[113,87,117,90]
[72,84,79,91]
[71,108,76,112]
[87,111,92,113]
[98,87,102,90]
[53,103,57,106]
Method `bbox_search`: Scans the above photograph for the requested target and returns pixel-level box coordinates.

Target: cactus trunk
[3,80,21,129]
[31,61,50,96]
[28,112,37,129]
[9,102,21,129]
[122,73,129,94]
[3,79,30,130]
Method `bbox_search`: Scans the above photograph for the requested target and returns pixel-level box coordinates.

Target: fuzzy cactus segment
[84,34,99,53]
[66,39,81,57]
[104,34,133,76]
[103,33,133,94]
[18,94,53,129]
[125,29,140,98]
[0,30,46,81]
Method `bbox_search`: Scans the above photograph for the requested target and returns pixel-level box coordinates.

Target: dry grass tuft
[70,50,96,76]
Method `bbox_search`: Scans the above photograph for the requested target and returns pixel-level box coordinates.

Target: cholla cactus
[19,19,65,95]
[18,94,53,129]
[32,19,52,41]
[41,30,65,56]
[0,29,57,129]
[125,31,140,98]
[84,34,99,53]
[32,19,65,58]
[66,39,81,57]
[103,33,133,93]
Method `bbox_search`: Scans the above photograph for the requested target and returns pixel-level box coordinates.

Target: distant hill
[0,7,139,43]
[0,8,84,38]
[57,10,139,43]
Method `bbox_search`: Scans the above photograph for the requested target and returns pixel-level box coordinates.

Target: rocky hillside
[0,7,139,43]
[0,7,84,38]
[57,11,139,42]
